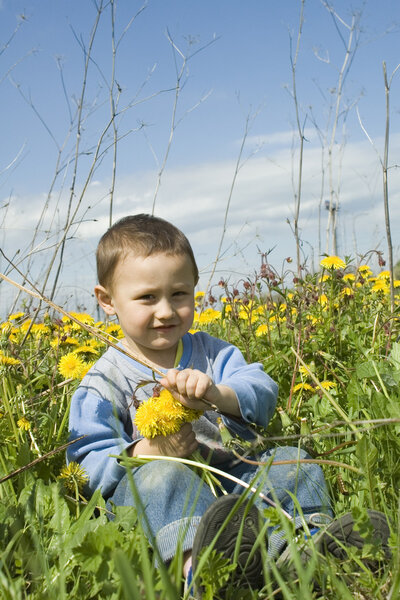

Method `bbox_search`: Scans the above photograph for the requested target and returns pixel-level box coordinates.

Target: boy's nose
[155,298,175,319]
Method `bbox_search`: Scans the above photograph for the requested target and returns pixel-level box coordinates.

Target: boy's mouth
[153,324,176,332]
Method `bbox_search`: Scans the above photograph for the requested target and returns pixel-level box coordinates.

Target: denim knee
[106,459,216,562]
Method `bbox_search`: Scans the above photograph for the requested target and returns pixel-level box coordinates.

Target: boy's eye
[173,291,187,297]
[139,294,154,301]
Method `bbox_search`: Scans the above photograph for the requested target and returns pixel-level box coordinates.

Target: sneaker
[277,509,391,575]
[312,509,391,568]
[190,494,265,598]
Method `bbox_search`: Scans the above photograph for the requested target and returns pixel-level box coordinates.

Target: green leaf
[356,436,378,472]
[356,361,377,379]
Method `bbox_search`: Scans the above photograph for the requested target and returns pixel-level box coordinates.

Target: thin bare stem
[382,61,395,313]
[324,8,360,254]
[290,0,305,275]
[151,31,217,215]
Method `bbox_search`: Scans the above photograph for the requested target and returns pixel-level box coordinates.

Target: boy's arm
[161,340,278,429]
[67,388,137,498]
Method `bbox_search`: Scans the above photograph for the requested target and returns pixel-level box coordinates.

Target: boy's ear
[94,285,116,316]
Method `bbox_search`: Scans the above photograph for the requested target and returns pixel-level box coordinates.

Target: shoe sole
[316,509,391,568]
[276,509,391,579]
[192,494,264,594]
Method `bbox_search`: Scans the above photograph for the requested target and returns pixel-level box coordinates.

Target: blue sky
[1,0,400,313]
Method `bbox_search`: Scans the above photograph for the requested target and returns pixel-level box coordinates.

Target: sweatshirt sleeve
[206,337,278,431]
[67,386,137,498]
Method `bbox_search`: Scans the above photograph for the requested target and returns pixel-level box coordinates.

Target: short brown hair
[96,214,199,289]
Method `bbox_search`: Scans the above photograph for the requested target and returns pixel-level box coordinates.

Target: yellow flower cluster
[134,389,203,438]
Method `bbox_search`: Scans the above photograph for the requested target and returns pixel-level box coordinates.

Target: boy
[68,214,390,596]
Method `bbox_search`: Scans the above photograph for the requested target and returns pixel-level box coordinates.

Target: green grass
[0,260,399,598]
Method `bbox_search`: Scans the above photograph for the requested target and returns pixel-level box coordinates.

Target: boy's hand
[130,422,198,458]
[160,368,214,411]
[160,368,241,417]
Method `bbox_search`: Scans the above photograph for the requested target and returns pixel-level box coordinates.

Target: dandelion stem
[121,454,294,520]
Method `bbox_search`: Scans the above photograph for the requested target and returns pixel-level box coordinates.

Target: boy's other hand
[130,422,198,458]
[160,368,241,417]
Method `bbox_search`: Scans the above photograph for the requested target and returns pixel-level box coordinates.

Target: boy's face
[96,252,195,367]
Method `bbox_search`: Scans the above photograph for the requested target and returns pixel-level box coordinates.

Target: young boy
[67,214,390,596]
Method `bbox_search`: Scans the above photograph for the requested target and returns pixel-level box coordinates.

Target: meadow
[0,255,399,599]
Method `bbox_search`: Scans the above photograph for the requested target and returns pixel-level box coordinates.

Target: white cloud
[1,132,400,314]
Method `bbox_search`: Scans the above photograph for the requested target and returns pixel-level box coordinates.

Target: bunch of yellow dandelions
[134,388,202,438]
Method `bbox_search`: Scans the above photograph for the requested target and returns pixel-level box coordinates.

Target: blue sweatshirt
[67,331,278,498]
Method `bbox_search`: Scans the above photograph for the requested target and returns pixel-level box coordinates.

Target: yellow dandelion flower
[343,273,355,282]
[224,304,233,314]
[50,336,79,349]
[268,314,286,324]
[86,338,103,349]
[237,308,258,323]
[340,287,353,297]
[31,323,50,336]
[1,322,13,335]
[58,352,85,379]
[58,462,89,493]
[105,323,123,338]
[62,312,94,332]
[394,280,400,288]
[320,256,346,270]
[17,416,31,431]
[74,345,99,356]
[293,383,315,393]
[193,308,221,325]
[358,265,372,278]
[79,361,96,379]
[320,380,337,390]
[134,389,202,438]
[371,280,389,294]
[318,294,328,307]
[255,305,267,315]
[0,351,21,366]
[69,312,94,325]
[306,315,319,325]
[318,274,330,283]
[377,270,390,280]
[8,312,25,321]
[255,323,269,337]
[299,365,310,377]
[19,319,32,332]
[194,291,205,300]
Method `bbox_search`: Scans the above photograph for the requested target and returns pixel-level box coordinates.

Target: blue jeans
[107,446,332,563]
